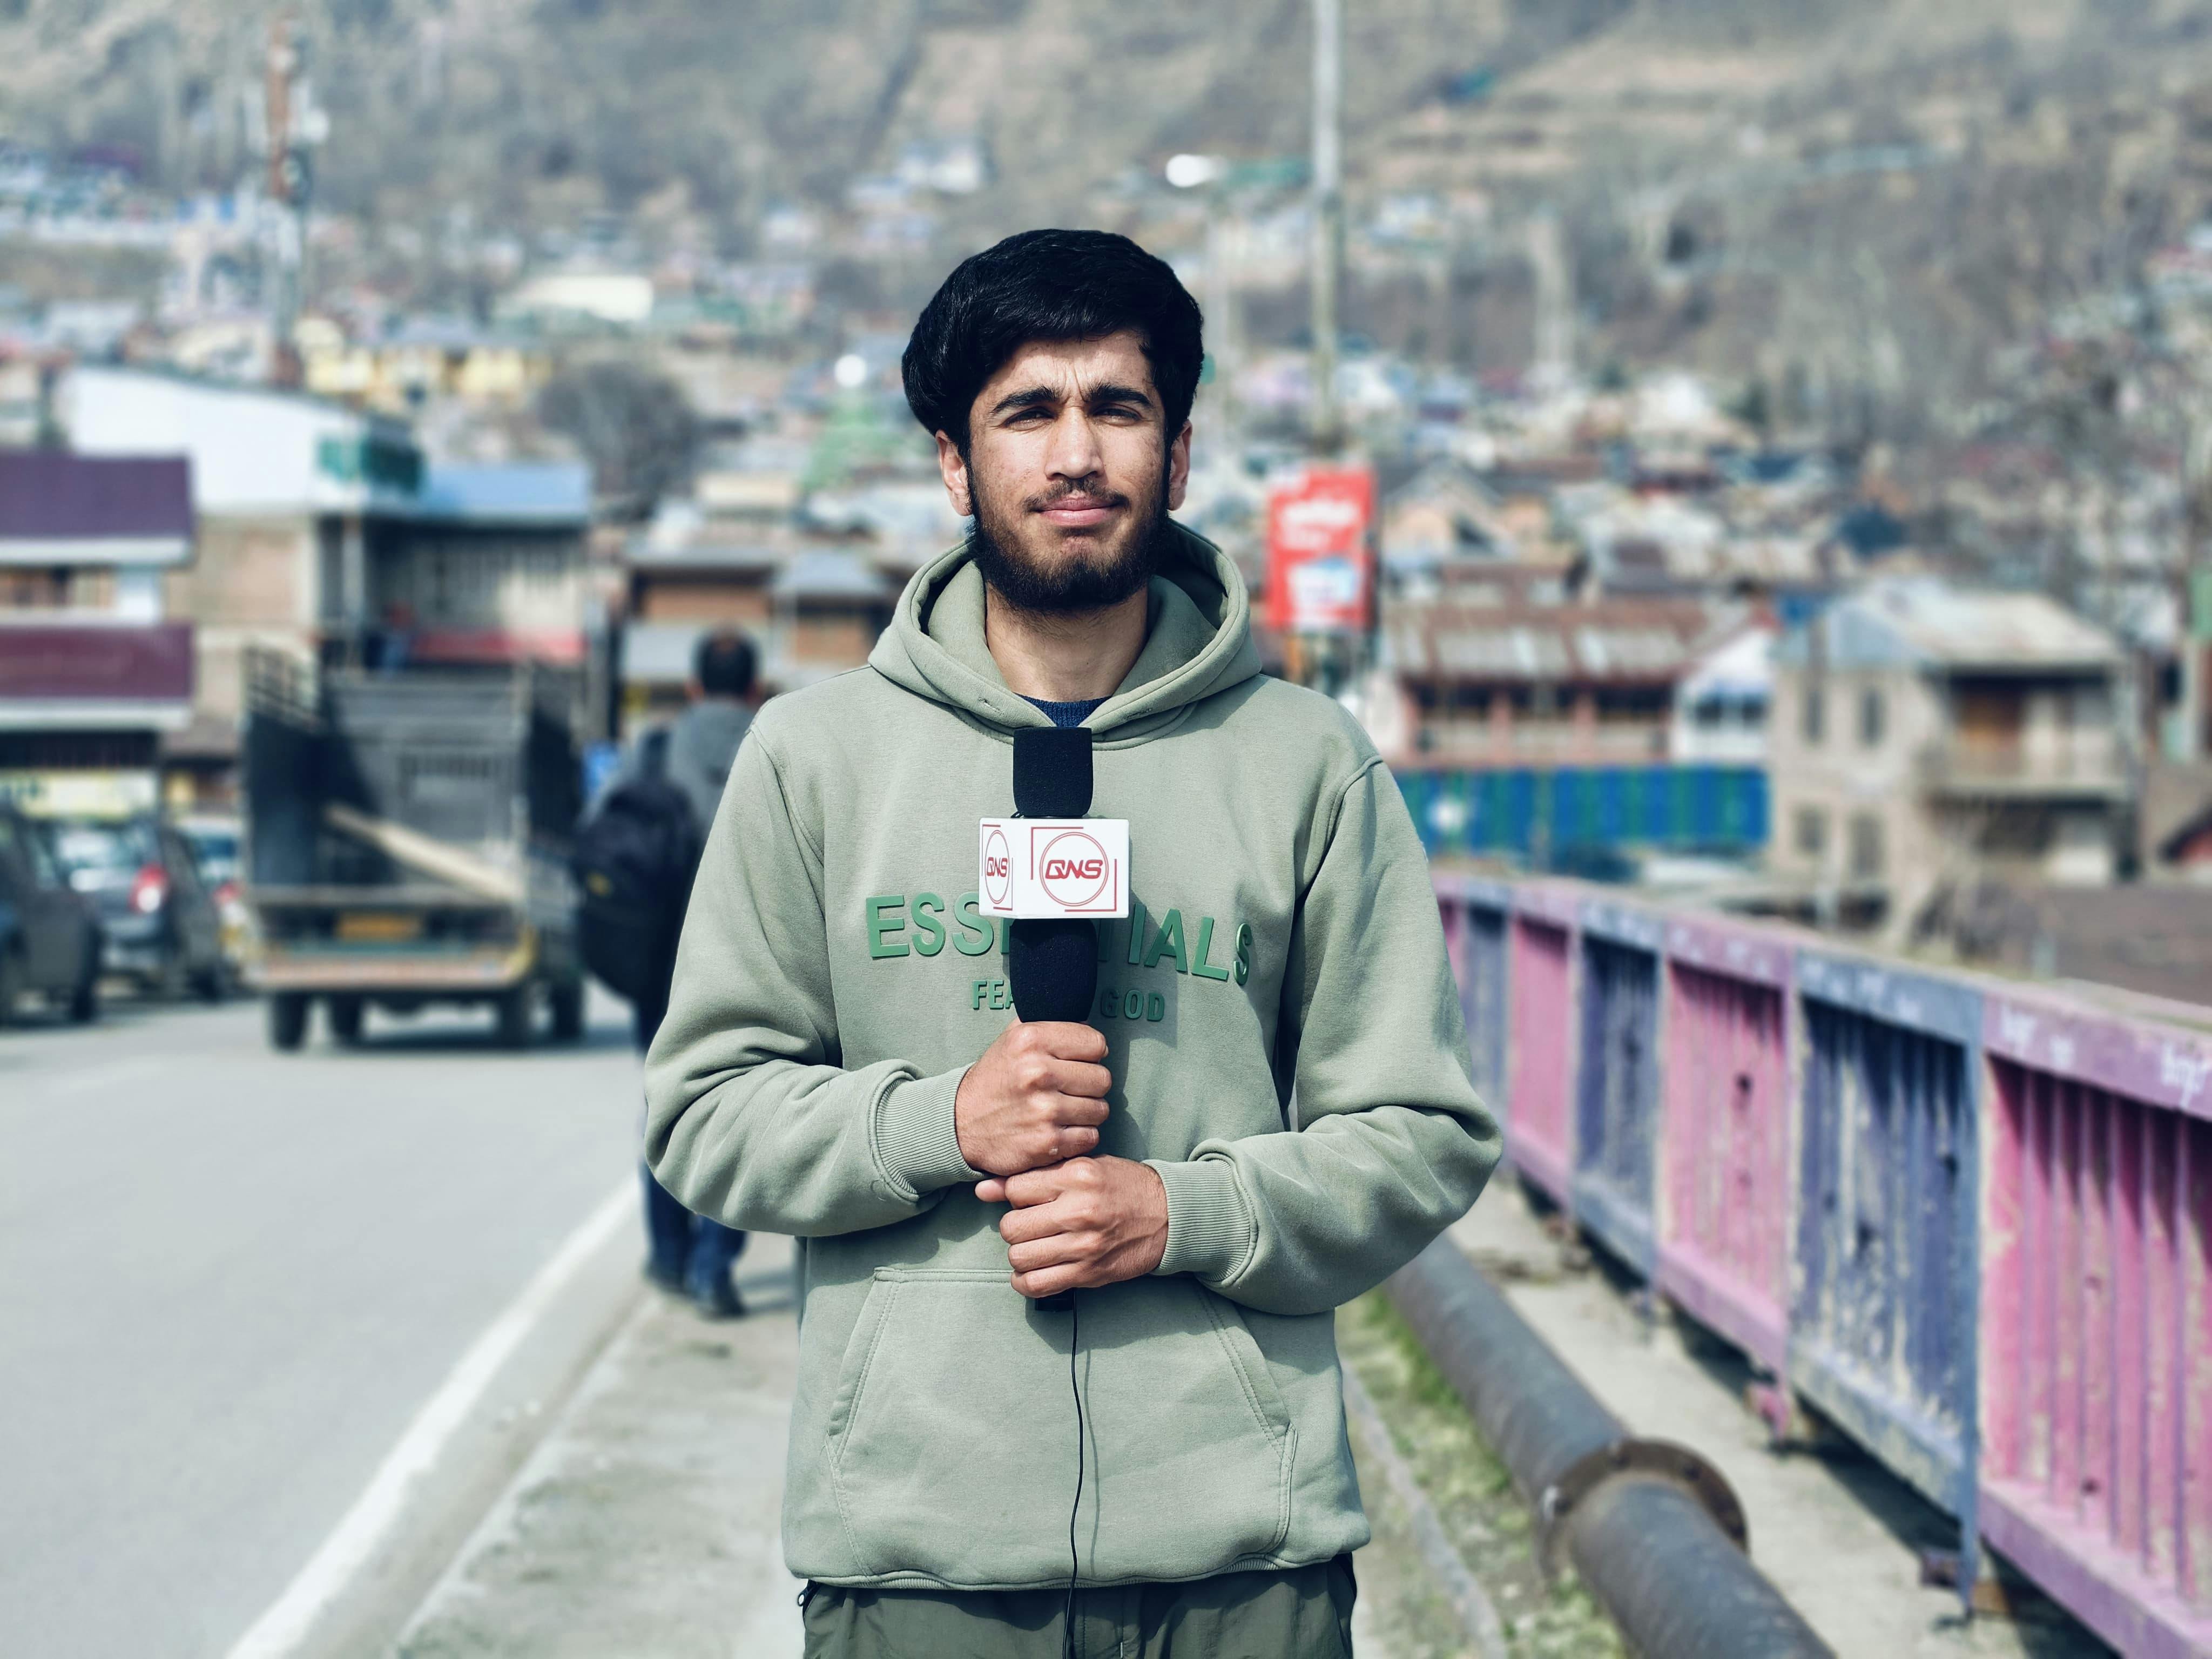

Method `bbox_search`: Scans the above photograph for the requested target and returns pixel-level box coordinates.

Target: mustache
[1024,486,1129,513]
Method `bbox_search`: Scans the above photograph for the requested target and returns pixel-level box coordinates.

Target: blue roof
[412,462,592,525]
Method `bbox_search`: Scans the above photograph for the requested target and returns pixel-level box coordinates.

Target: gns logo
[1037,830,1111,908]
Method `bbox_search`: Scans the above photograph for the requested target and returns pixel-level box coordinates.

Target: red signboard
[1264,464,1375,634]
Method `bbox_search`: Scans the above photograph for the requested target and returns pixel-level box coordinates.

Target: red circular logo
[983,826,1011,906]
[1037,830,1109,909]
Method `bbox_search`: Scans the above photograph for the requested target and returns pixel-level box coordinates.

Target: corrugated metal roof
[408,462,591,525]
[1869,582,2117,665]
[1777,578,2120,670]
[0,450,192,543]
[771,549,891,602]
[1395,599,1723,684]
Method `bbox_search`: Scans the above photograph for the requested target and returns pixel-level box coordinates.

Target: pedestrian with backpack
[577,629,761,1318]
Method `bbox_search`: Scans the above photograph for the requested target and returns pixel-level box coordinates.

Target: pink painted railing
[1655,916,1794,1380]
[1505,884,1577,1203]
[1980,988,2212,1659]
[1432,869,2212,1648]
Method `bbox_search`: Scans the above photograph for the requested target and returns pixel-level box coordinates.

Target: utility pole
[262,16,327,388]
[265,18,301,386]
[1309,0,1344,458]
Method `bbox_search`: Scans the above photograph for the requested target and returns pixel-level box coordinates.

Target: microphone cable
[1061,1290,1084,1659]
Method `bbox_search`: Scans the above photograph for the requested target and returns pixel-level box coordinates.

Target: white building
[1671,624,1773,765]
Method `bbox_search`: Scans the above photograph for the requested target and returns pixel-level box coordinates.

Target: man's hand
[954,1021,1112,1178]
[976,1157,1169,1299]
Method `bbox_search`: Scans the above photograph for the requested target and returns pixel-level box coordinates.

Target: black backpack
[571,729,704,1003]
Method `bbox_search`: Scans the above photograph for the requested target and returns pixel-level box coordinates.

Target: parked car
[0,802,100,1026]
[45,815,228,1000]
[177,813,250,977]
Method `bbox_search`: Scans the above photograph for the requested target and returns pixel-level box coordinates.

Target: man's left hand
[976,1157,1169,1299]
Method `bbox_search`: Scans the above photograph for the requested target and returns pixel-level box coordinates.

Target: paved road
[0,990,642,1658]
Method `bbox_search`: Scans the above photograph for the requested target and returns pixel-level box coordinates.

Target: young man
[646,229,1498,1658]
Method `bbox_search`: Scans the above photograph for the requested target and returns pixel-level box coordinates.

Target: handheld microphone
[1008,726,1096,1316]
[1007,728,1098,1025]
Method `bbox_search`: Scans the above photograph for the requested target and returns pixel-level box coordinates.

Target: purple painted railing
[1574,898,1667,1275]
[1431,869,2212,1651]
[1435,874,1510,1109]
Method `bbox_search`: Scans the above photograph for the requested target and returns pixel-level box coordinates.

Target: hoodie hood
[868,520,1263,741]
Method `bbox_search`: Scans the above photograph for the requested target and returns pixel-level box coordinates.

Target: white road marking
[222,1178,633,1659]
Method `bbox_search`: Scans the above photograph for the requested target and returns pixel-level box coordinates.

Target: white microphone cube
[977,818,1130,919]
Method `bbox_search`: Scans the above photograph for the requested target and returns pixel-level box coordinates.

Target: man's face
[934,329,1191,615]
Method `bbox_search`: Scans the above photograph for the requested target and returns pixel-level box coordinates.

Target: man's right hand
[954,1021,1112,1177]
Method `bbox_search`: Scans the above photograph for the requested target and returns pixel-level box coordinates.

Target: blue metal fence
[1792,950,1982,1590]
[1395,765,1769,861]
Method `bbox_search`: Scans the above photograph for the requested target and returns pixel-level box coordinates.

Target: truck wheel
[495,987,532,1049]
[68,962,99,1024]
[328,996,365,1045]
[550,979,586,1043]
[194,959,230,1004]
[268,993,309,1052]
[0,948,21,1029]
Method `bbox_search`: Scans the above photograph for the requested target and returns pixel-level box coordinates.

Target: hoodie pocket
[823,1267,1295,1586]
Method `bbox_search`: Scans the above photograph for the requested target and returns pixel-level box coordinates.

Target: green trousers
[800,1556,1357,1659]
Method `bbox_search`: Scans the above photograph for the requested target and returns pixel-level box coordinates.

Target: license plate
[335,912,423,943]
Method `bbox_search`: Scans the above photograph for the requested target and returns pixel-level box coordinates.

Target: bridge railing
[1503,881,1579,1204]
[1429,870,2212,1656]
[1978,987,2212,1659]
[1657,914,1792,1381]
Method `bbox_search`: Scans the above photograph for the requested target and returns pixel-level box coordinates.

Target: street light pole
[1310,0,1343,458]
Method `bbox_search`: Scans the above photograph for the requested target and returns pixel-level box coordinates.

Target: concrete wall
[1768,660,1945,891]
[161,515,319,727]
[63,367,390,516]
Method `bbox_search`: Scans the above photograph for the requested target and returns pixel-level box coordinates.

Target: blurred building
[0,449,197,814]
[296,315,552,414]
[368,463,596,671]
[621,540,779,719]
[1769,579,2133,918]
[617,539,893,717]
[1670,623,1775,766]
[1382,596,1742,765]
[58,366,599,795]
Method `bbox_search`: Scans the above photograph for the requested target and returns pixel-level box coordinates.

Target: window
[1794,806,1827,857]
[1849,813,1885,879]
[1802,684,1825,745]
[1859,687,1885,748]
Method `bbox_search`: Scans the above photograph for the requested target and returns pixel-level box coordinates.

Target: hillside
[6,0,2212,427]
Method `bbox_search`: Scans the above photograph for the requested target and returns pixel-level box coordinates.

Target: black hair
[901,228,1204,453]
[693,629,757,699]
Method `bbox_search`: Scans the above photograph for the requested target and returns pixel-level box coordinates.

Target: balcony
[1914,732,2128,798]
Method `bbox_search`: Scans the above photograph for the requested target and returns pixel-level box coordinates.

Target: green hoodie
[645,523,1499,1593]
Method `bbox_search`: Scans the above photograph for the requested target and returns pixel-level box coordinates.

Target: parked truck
[242,658,586,1050]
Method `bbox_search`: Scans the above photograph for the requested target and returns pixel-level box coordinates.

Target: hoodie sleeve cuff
[1147,1156,1256,1283]
[873,1067,983,1200]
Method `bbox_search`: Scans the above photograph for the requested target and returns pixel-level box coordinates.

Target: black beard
[967,480,1171,617]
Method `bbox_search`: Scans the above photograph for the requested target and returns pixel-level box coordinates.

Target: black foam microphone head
[1012,726,1092,819]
